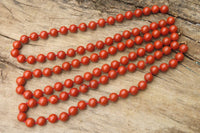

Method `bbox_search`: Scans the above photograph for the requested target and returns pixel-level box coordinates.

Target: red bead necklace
[11,5,188,127]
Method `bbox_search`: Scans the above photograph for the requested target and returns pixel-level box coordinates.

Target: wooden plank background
[0,0,200,132]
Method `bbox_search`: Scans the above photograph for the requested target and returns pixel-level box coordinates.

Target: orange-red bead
[68,106,78,116]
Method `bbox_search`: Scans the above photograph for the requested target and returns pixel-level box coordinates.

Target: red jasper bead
[170,33,179,41]
[40,31,48,39]
[111,60,120,69]
[43,68,52,77]
[68,106,78,116]
[54,82,63,91]
[169,59,178,68]
[150,66,159,75]
[154,40,163,49]
[109,93,118,102]
[137,61,146,69]
[117,42,126,51]
[117,66,127,75]
[107,16,115,25]
[143,7,151,15]
[53,66,62,74]
[59,112,69,121]
[175,53,184,61]
[152,30,160,38]
[16,77,26,86]
[33,69,42,78]
[30,32,38,41]
[34,89,43,98]
[71,59,80,68]
[120,56,129,65]
[11,49,20,57]
[17,55,26,63]
[37,116,46,126]
[126,39,134,48]
[86,43,95,52]
[123,30,131,39]
[105,37,113,46]
[88,98,98,107]
[27,98,37,108]
[160,63,169,72]
[89,80,99,89]
[25,118,35,127]
[44,86,54,95]
[79,23,87,31]
[69,24,77,33]
[135,36,143,45]
[116,14,124,22]
[154,51,163,60]
[151,5,160,14]
[76,46,85,55]
[38,97,48,106]
[69,88,79,97]
[179,44,188,53]
[50,28,58,37]
[37,54,46,62]
[99,50,108,59]
[59,92,69,101]
[114,34,122,42]
[125,11,133,19]
[64,79,73,88]
[18,103,28,112]
[162,46,171,55]
[167,17,175,25]
[99,75,109,84]
[79,84,88,93]
[96,40,104,49]
[84,72,93,81]
[13,41,21,49]
[93,68,101,77]
[101,64,110,73]
[59,26,68,34]
[146,55,155,64]
[49,95,59,104]
[159,19,167,27]
[88,21,97,30]
[138,81,147,90]
[26,55,36,64]
[77,100,87,110]
[162,37,171,46]
[98,18,106,27]
[170,41,179,50]
[74,75,83,84]
[67,48,76,57]
[141,25,149,34]
[16,86,25,94]
[128,52,137,61]
[17,113,27,122]
[160,5,169,14]
[57,51,66,59]
[62,62,71,71]
[132,28,140,36]
[134,9,143,17]
[145,43,154,53]
[129,86,138,95]
[23,70,32,79]
[20,35,29,44]
[47,52,56,60]
[127,63,137,72]
[90,53,99,62]
[48,114,58,123]
[160,27,169,36]
[119,89,129,98]
[169,25,178,33]
[137,48,145,57]
[99,96,108,106]
[108,70,117,79]
[23,90,33,99]
[144,33,152,42]
[150,22,158,30]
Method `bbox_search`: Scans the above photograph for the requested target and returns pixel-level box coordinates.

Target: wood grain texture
[0,0,200,133]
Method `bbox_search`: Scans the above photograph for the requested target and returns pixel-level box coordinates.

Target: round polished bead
[57,51,66,59]
[99,50,108,59]
[137,61,146,69]
[162,37,171,46]
[48,114,58,123]
[135,36,143,45]
[90,53,99,62]
[128,52,137,61]
[179,44,188,53]
[145,43,154,53]
[117,42,126,51]
[71,59,80,68]
[137,48,145,57]
[59,26,68,34]
[77,100,87,110]
[38,97,48,106]
[89,80,99,89]
[69,88,79,97]
[23,90,33,99]
[150,66,159,75]
[37,54,46,63]
[150,22,158,30]
[54,82,63,91]
[170,33,179,41]
[117,66,127,75]
[167,17,175,25]
[129,86,138,95]
[23,70,32,80]
[67,48,76,57]
[154,40,163,49]
[170,41,179,50]
[17,54,26,63]
[79,23,87,31]
[105,37,113,46]
[69,24,77,33]
[162,46,171,55]
[16,77,26,86]
[33,89,43,98]
[152,30,160,38]
[62,62,71,71]
[144,73,153,82]
[169,59,178,68]
[40,31,48,39]
[86,43,95,52]
[151,5,160,14]
[93,68,101,77]
[99,96,108,106]
[27,55,36,64]
[111,60,120,69]
[169,25,178,33]
[59,112,69,121]
[76,46,85,55]
[101,64,110,73]
[120,56,129,65]
[175,53,184,61]
[30,32,38,41]
[88,98,98,107]
[18,103,28,112]
[99,75,109,84]
[144,33,152,42]
[108,70,117,79]
[68,106,78,116]
[141,25,149,34]
[132,28,140,36]
[53,66,62,74]
[16,86,25,94]
[126,39,134,48]
[98,18,106,27]
[43,68,52,77]
[64,79,73,88]
[116,14,124,22]
[49,95,59,104]
[50,28,58,37]
[37,116,46,126]
[17,113,27,122]
[25,118,35,127]
[160,5,169,14]
[20,35,29,44]
[146,55,155,64]
[79,84,88,93]
[127,63,137,72]
[44,86,54,95]
[160,63,169,72]
[119,89,129,98]
[138,81,147,90]
[11,49,20,57]
[134,9,143,17]
[109,93,118,102]
[59,92,69,101]
[84,72,93,81]
[47,52,56,60]
[107,16,115,25]
[154,51,163,60]
[13,41,22,49]
[123,30,131,39]
[88,21,97,30]
[27,98,37,108]
[125,11,133,19]
[143,7,151,15]
[114,34,122,42]
[74,75,83,84]
[81,56,89,65]
[159,20,167,27]
[160,27,169,36]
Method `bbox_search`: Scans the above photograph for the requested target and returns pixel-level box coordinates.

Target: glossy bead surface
[50,28,58,37]
[68,106,78,116]
[25,118,35,127]
[160,5,169,14]
[99,96,108,106]
[160,63,169,72]
[151,5,160,13]
[69,24,77,33]
[49,95,59,104]
[89,80,99,89]
[48,114,58,123]
[78,101,87,110]
[129,86,138,95]
[119,89,129,98]
[37,116,46,126]
[138,81,147,90]
[169,59,178,68]
[30,32,38,41]
[59,112,69,121]
[69,88,79,97]
[88,98,98,107]
[27,98,37,108]
[116,14,124,22]
[17,113,26,122]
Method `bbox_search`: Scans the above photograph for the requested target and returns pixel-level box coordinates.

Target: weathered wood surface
[0,0,200,133]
